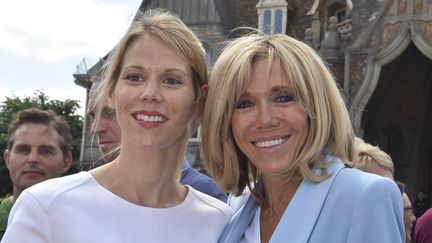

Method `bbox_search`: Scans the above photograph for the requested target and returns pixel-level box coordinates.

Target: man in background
[0,108,73,239]
[397,182,417,243]
[413,191,429,219]
[87,81,227,202]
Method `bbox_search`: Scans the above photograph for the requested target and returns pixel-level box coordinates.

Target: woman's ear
[200,84,208,99]
[107,91,116,109]
[196,84,208,117]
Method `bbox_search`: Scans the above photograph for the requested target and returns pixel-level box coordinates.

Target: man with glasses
[397,182,417,243]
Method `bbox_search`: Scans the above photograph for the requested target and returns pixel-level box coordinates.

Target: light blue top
[220,154,405,243]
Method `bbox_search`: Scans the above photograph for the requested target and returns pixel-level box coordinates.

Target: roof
[141,0,223,25]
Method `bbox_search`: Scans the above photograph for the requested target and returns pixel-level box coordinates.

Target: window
[274,9,283,33]
[263,10,272,34]
[334,8,346,23]
[328,3,347,23]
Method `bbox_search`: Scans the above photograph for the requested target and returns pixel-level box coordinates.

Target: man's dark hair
[396,181,406,195]
[7,108,72,158]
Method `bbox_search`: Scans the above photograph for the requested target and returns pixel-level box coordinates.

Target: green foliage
[0,194,11,201]
[0,91,83,197]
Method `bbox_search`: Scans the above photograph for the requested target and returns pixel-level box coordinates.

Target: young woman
[2,10,231,243]
[201,34,404,243]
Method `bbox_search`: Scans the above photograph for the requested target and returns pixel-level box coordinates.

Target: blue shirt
[181,159,227,202]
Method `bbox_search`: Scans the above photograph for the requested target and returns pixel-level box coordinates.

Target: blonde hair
[354,137,394,178]
[95,9,208,178]
[201,34,355,199]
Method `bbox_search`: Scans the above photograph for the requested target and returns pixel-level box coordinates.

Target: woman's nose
[256,104,279,129]
[139,80,163,102]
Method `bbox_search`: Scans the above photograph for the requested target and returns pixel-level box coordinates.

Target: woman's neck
[259,176,302,243]
[262,176,301,210]
[90,142,186,207]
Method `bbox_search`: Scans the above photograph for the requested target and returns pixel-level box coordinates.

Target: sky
[0,0,142,116]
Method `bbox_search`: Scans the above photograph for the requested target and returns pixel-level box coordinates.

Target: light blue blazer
[220,155,405,243]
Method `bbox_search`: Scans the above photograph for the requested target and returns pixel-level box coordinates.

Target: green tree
[0,91,83,197]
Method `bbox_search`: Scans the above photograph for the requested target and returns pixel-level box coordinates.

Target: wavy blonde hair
[201,34,355,200]
[354,137,394,178]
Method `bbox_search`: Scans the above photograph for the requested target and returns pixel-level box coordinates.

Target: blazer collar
[218,181,262,243]
[270,154,345,242]
[218,155,345,243]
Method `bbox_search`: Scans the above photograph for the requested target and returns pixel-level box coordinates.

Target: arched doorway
[360,43,432,195]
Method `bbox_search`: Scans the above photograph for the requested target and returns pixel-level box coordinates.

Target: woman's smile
[252,135,290,148]
[132,110,168,128]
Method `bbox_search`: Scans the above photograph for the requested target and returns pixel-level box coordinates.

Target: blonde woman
[202,34,404,243]
[354,137,395,179]
[2,10,231,243]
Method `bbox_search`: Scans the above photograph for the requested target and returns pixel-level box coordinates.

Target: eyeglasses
[100,108,116,119]
[88,107,117,121]
[404,206,413,216]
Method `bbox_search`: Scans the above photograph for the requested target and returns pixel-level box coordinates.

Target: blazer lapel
[270,155,345,243]
[218,181,263,243]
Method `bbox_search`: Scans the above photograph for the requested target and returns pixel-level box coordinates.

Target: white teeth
[254,138,283,148]
[136,114,163,122]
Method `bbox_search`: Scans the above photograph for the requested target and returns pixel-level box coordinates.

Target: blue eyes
[13,145,56,156]
[40,147,55,155]
[124,74,182,86]
[125,74,143,82]
[236,101,254,109]
[15,146,30,154]
[162,78,182,85]
[276,94,293,103]
[235,94,293,110]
